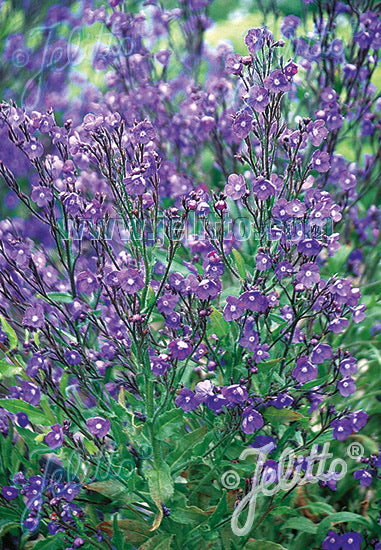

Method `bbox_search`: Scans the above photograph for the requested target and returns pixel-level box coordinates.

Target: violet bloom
[244,28,264,54]
[271,393,294,409]
[195,279,221,300]
[252,344,270,363]
[175,388,200,412]
[240,290,268,313]
[86,416,111,438]
[352,305,366,324]
[353,469,372,487]
[77,270,98,294]
[339,357,358,376]
[225,173,247,200]
[296,263,320,288]
[310,343,332,364]
[1,486,19,500]
[307,120,328,147]
[195,380,214,403]
[256,253,271,271]
[16,412,29,428]
[132,120,156,144]
[241,407,264,434]
[31,186,53,208]
[348,410,368,433]
[233,111,253,139]
[223,296,245,321]
[64,349,81,366]
[225,53,243,74]
[322,529,341,548]
[21,381,41,406]
[275,260,293,280]
[157,292,179,314]
[297,238,322,257]
[328,317,349,334]
[285,199,306,218]
[337,377,357,397]
[292,357,318,384]
[155,49,171,67]
[338,532,362,550]
[250,435,277,454]
[24,139,44,159]
[330,418,353,441]
[119,269,145,294]
[253,177,275,200]
[44,424,64,449]
[263,70,291,93]
[168,339,192,360]
[221,384,248,405]
[239,325,259,352]
[7,106,25,128]
[244,86,270,113]
[311,150,331,173]
[26,353,46,377]
[150,354,170,376]
[280,15,300,38]
[207,394,228,413]
[22,304,45,330]
[123,173,146,195]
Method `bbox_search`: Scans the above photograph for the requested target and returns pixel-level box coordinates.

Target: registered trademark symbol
[347,442,365,460]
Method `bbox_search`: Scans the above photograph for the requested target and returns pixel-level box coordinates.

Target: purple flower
[292,357,318,384]
[311,150,331,173]
[285,199,306,218]
[21,381,41,406]
[31,186,53,208]
[16,412,29,428]
[175,388,200,412]
[280,15,301,38]
[256,253,271,271]
[239,324,259,352]
[22,304,45,330]
[244,86,270,113]
[77,270,98,294]
[44,424,64,449]
[194,279,221,300]
[352,305,366,324]
[307,120,328,147]
[26,353,46,377]
[132,120,156,144]
[240,291,268,312]
[338,532,362,550]
[155,49,171,67]
[331,418,353,441]
[263,70,291,93]
[250,435,277,454]
[253,177,275,200]
[86,416,111,438]
[225,53,243,74]
[339,357,358,376]
[296,263,320,288]
[241,407,264,434]
[223,296,245,321]
[168,339,192,360]
[157,292,179,314]
[297,238,322,257]
[7,106,25,128]
[245,28,264,54]
[119,269,145,294]
[225,173,247,200]
[353,469,372,487]
[233,111,253,139]
[252,344,270,363]
[310,344,332,364]
[2,486,19,500]
[64,349,82,366]
[348,410,369,433]
[221,384,248,404]
[322,531,341,550]
[328,317,349,334]
[123,173,147,195]
[151,354,170,376]
[275,261,293,280]
[24,139,44,159]
[337,377,357,397]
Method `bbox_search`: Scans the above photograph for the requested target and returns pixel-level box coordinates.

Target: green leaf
[317,512,371,539]
[0,398,51,425]
[208,307,230,338]
[0,358,22,379]
[0,517,19,538]
[209,492,228,528]
[112,514,125,550]
[282,516,317,534]
[138,534,174,550]
[98,519,151,545]
[30,535,66,549]
[155,409,184,440]
[263,407,304,424]
[167,426,208,471]
[232,248,246,279]
[146,462,174,503]
[45,292,74,303]
[244,542,288,550]
[192,431,214,457]
[0,316,17,349]
[84,479,130,503]
[170,504,211,525]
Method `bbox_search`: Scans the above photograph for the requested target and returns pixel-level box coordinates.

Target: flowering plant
[0,1,380,549]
